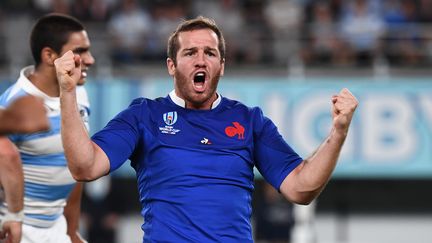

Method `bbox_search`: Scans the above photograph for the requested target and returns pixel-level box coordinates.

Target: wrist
[330,126,348,142]
[0,209,24,229]
[60,87,76,95]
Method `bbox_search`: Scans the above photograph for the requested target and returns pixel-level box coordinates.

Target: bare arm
[64,182,87,243]
[55,50,110,181]
[280,88,358,204]
[0,96,49,135]
[0,137,23,243]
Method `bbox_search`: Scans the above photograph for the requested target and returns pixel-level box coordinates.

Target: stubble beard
[174,68,221,108]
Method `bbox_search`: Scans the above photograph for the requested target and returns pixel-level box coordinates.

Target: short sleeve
[253,108,303,190]
[92,98,144,172]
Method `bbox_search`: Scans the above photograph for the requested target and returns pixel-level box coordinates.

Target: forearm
[3,169,24,213]
[64,182,83,235]
[282,127,347,204]
[60,90,97,180]
[299,127,346,191]
[0,96,49,134]
[0,111,14,135]
[0,138,24,213]
[64,182,87,243]
[0,110,6,133]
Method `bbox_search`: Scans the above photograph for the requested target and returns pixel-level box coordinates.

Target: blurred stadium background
[1,0,432,242]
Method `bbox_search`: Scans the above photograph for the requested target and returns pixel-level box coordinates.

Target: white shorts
[21,215,71,243]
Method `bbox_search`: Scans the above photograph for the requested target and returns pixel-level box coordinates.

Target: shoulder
[128,96,172,109]
[121,96,170,117]
[127,97,151,109]
[109,96,170,127]
[220,97,271,132]
[221,96,263,115]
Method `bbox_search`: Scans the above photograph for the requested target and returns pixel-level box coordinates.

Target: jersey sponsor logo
[163,111,178,125]
[225,122,245,139]
[160,111,180,135]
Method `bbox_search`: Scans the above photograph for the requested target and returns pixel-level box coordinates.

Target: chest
[151,110,251,149]
[135,109,255,177]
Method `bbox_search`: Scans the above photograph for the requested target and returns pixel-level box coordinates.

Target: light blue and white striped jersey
[0,66,90,228]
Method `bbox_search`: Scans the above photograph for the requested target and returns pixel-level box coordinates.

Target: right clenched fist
[54,50,81,92]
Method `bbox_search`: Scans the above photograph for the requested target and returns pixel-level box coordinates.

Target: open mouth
[194,72,205,83]
[193,72,206,91]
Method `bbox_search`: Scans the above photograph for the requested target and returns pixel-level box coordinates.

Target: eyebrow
[73,47,90,54]
[181,47,197,53]
[181,47,218,53]
[204,47,217,52]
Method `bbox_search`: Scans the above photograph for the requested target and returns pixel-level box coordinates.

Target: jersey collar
[17,66,60,111]
[169,90,221,109]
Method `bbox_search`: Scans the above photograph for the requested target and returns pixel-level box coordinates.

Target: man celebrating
[55,16,358,242]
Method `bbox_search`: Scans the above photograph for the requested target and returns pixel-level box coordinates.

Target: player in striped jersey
[0,14,94,243]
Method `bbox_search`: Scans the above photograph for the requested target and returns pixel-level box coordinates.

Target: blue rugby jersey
[0,66,90,228]
[92,91,302,242]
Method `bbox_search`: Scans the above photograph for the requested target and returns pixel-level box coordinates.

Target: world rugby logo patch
[163,111,178,125]
[160,111,180,135]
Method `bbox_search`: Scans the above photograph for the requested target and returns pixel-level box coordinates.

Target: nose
[82,52,95,66]
[195,51,206,67]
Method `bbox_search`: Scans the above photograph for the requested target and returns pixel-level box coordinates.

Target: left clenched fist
[54,50,81,92]
[331,88,358,134]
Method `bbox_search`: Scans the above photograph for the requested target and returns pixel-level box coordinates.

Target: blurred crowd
[1,0,432,68]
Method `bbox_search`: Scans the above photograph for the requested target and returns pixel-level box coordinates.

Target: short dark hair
[167,16,226,65]
[30,13,84,66]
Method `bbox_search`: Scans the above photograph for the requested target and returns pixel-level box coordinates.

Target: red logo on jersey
[225,122,245,139]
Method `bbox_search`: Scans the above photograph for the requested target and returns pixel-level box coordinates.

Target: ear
[220,58,225,76]
[167,57,176,76]
[41,47,59,66]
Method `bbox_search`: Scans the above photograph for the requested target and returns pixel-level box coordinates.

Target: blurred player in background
[0,96,49,243]
[0,13,94,243]
[55,16,358,242]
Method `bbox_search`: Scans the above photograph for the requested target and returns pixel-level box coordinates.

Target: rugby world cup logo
[163,111,178,126]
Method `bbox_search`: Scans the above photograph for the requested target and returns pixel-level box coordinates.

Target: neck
[185,94,218,110]
[29,65,60,97]
[170,90,220,110]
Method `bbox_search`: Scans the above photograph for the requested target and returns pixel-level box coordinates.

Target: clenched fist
[54,50,82,92]
[331,88,358,135]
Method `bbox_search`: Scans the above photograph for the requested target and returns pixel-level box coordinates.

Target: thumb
[73,54,81,69]
[71,54,82,80]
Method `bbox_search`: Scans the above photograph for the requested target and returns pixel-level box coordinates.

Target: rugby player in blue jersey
[0,13,94,243]
[56,16,358,242]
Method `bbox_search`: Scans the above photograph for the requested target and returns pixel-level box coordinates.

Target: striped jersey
[0,66,90,228]
[92,91,302,242]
